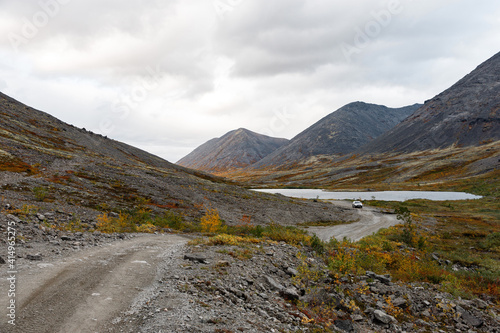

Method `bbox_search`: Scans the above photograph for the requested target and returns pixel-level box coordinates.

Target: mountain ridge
[358,51,500,153]
[251,102,421,169]
[0,91,352,225]
[177,128,289,173]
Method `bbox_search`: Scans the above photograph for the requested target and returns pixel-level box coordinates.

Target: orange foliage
[200,208,221,233]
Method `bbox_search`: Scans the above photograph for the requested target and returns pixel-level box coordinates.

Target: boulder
[264,276,284,291]
[457,306,483,328]
[373,309,396,324]
[280,288,300,302]
[366,271,392,285]
[335,319,354,332]
[183,254,209,264]
[26,253,43,261]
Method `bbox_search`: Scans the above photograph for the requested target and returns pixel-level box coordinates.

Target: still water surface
[253,189,482,202]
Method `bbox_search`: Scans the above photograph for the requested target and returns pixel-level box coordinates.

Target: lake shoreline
[253,189,482,202]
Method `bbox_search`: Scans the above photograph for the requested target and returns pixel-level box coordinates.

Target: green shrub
[480,232,500,251]
[310,234,325,254]
[395,206,414,246]
[32,186,48,202]
[152,211,184,230]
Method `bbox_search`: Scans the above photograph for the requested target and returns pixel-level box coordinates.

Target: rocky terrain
[252,102,420,169]
[177,128,289,173]
[221,52,500,189]
[227,140,500,190]
[0,91,355,226]
[143,241,499,333]
[359,51,500,154]
[1,50,500,332]
[2,210,498,332]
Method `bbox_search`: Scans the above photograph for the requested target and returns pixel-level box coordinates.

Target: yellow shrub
[200,208,221,233]
[207,234,261,245]
[96,213,137,233]
[96,213,117,233]
[137,223,157,233]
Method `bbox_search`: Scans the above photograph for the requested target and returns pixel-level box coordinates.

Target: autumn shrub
[261,223,310,245]
[204,234,261,246]
[310,234,325,254]
[96,213,137,233]
[200,208,222,233]
[152,211,184,230]
[137,223,157,233]
[327,244,362,275]
[32,186,48,202]
[395,206,415,246]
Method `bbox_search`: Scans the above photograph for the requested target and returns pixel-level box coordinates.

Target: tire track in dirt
[0,234,188,333]
[304,202,398,242]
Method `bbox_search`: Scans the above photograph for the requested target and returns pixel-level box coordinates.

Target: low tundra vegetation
[91,194,498,303]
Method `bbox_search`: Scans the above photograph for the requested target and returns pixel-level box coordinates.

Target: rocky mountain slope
[0,92,353,225]
[252,102,420,169]
[359,51,500,153]
[177,128,288,173]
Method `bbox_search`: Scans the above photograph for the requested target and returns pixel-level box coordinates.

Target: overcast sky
[1,0,499,162]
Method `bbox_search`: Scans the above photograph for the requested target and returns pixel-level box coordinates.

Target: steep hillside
[360,51,500,153]
[177,128,288,173]
[252,102,420,168]
[0,92,353,225]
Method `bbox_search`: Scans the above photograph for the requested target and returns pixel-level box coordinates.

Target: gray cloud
[0,0,499,162]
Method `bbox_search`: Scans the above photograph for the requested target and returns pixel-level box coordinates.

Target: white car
[352,201,363,208]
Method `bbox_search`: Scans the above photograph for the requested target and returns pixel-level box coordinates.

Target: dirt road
[304,201,399,242]
[0,234,188,333]
[0,204,395,332]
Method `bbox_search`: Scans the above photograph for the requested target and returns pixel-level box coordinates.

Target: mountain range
[179,51,500,175]
[178,102,421,172]
[177,128,288,173]
[360,51,500,154]
[0,92,352,225]
[252,102,421,169]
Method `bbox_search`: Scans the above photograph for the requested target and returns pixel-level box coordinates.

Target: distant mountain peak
[359,51,500,153]
[177,129,289,173]
[251,102,421,168]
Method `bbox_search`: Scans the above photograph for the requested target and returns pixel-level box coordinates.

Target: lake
[253,189,482,202]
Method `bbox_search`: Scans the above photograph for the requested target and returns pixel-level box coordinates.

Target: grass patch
[32,186,49,202]
[357,198,500,301]
[94,208,192,234]
[298,220,356,227]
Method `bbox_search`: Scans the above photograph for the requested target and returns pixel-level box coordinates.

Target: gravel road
[304,201,399,242]
[0,234,188,333]
[0,203,396,332]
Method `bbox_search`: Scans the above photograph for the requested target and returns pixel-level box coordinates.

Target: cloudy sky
[1,0,499,162]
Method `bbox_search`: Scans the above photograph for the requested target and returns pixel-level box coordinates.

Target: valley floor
[304,201,399,242]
